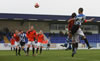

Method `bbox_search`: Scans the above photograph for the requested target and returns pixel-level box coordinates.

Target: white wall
[0,0,100,16]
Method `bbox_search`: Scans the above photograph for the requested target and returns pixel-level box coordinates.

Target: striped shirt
[74,14,86,25]
[19,33,26,42]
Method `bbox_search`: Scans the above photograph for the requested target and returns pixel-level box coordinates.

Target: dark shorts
[71,25,80,35]
[47,44,50,47]
[72,43,78,48]
[20,42,25,46]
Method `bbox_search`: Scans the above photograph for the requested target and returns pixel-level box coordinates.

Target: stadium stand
[0,33,100,44]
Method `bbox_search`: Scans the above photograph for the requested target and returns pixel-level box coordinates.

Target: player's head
[30,26,34,30]
[39,30,43,34]
[78,8,83,14]
[19,30,23,33]
[15,30,19,34]
[71,13,76,18]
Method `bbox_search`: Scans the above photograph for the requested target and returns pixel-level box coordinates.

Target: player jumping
[67,13,77,49]
[71,8,95,57]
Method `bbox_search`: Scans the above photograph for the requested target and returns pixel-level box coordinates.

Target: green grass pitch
[0,50,100,61]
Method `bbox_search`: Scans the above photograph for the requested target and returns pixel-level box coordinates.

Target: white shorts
[27,41,35,45]
[36,42,43,47]
[15,41,20,47]
[11,45,15,48]
[72,28,85,43]
[76,28,85,36]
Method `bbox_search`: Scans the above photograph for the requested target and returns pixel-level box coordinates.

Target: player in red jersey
[36,30,44,55]
[65,13,77,50]
[26,26,37,56]
[10,36,15,51]
[13,30,20,56]
[68,13,76,40]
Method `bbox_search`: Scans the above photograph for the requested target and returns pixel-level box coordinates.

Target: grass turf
[0,50,100,61]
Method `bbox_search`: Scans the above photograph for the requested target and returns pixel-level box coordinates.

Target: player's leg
[78,28,91,49]
[36,42,39,54]
[21,42,26,53]
[11,45,15,51]
[67,32,72,49]
[13,45,16,51]
[18,42,21,56]
[67,32,72,41]
[26,41,31,56]
[82,36,92,49]
[32,41,35,56]
[72,43,75,57]
[18,46,21,56]
[36,47,39,54]
[11,45,13,51]
[15,41,18,56]
[15,46,18,56]
[72,34,79,57]
[22,46,26,53]
[40,43,43,54]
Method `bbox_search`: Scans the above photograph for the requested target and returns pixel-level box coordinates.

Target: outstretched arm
[68,18,75,23]
[86,18,95,22]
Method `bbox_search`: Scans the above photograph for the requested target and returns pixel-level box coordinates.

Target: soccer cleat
[36,53,38,56]
[88,46,92,49]
[26,53,29,56]
[72,53,75,57]
[16,53,18,56]
[18,53,21,56]
[32,54,36,56]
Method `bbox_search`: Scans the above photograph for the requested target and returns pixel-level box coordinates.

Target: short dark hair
[19,30,22,32]
[79,8,83,13]
[71,13,76,18]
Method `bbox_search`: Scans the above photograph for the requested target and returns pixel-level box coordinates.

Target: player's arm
[26,31,29,38]
[43,35,45,41]
[68,18,75,23]
[68,19,71,23]
[85,18,95,22]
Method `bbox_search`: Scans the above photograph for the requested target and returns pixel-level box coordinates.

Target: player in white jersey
[18,30,26,55]
[71,8,95,57]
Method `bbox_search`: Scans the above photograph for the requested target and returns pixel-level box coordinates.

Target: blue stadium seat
[0,33,100,43]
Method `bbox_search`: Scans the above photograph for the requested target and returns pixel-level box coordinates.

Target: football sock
[32,47,35,54]
[84,38,90,47]
[27,47,29,54]
[36,48,39,54]
[16,48,18,56]
[40,47,42,54]
[18,47,21,56]
[11,47,12,51]
[23,48,26,53]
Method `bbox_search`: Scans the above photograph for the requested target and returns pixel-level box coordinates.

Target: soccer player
[67,13,77,49]
[13,30,20,56]
[71,8,95,57]
[18,30,26,55]
[10,36,15,51]
[26,26,37,56]
[71,8,94,49]
[36,30,44,55]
